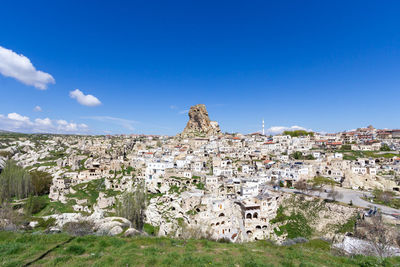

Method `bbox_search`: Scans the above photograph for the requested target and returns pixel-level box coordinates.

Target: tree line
[0,160,52,203]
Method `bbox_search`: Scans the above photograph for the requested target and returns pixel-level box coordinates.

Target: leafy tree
[116,182,146,230]
[305,154,315,160]
[30,170,53,196]
[0,160,32,203]
[283,130,314,137]
[341,144,352,150]
[291,151,303,160]
[380,144,391,151]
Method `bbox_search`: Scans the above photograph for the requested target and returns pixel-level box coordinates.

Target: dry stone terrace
[0,119,400,243]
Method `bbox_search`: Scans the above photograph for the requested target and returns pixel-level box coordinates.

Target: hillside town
[1,104,400,249]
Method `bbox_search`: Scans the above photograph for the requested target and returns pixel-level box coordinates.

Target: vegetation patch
[1,231,398,266]
[271,206,313,239]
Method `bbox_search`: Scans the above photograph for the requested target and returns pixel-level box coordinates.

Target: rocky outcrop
[180,104,221,138]
[43,209,132,236]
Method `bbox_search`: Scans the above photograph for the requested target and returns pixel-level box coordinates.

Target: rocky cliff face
[180,104,221,138]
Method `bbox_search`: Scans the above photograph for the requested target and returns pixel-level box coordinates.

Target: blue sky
[0,0,400,135]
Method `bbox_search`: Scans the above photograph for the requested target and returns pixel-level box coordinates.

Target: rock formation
[180,104,221,138]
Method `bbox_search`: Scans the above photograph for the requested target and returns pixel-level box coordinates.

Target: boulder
[94,217,131,236]
[124,228,141,237]
[29,221,39,228]
[109,226,123,236]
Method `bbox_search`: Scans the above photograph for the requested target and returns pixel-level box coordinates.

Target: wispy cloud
[0,112,88,134]
[0,46,55,90]
[83,116,137,131]
[33,106,42,112]
[179,109,189,115]
[69,89,101,107]
[170,105,178,110]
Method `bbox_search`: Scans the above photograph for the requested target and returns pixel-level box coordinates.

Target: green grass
[1,231,399,266]
[271,206,313,239]
[35,196,75,216]
[368,189,400,209]
[335,216,357,234]
[66,178,105,208]
[337,150,399,160]
[143,223,160,236]
[32,161,57,168]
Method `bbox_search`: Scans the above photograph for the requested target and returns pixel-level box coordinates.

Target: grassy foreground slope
[1,232,399,267]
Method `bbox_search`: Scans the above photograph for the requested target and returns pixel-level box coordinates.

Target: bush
[25,195,48,215]
[271,205,313,239]
[291,151,303,160]
[66,245,85,255]
[341,144,352,150]
[143,223,159,236]
[0,203,23,230]
[380,144,391,151]
[37,217,56,229]
[30,171,52,196]
[63,221,94,236]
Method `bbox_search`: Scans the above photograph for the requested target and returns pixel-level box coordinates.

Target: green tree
[30,170,53,196]
[380,144,391,151]
[291,151,303,160]
[283,130,314,137]
[0,160,32,203]
[116,182,146,230]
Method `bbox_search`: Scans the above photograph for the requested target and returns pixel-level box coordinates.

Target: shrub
[143,223,159,236]
[30,170,52,196]
[380,144,391,151]
[66,245,85,255]
[63,221,94,236]
[271,205,313,239]
[25,195,48,215]
[291,151,303,160]
[38,217,56,229]
[0,203,23,231]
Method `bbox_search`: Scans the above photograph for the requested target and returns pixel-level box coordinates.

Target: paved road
[267,185,400,216]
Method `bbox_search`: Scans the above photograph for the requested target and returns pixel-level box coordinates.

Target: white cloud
[0,46,55,90]
[35,118,52,126]
[266,125,312,135]
[0,112,89,134]
[33,105,42,112]
[170,105,178,110]
[83,116,137,131]
[8,112,30,122]
[56,120,68,126]
[179,109,189,115]
[69,89,101,107]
